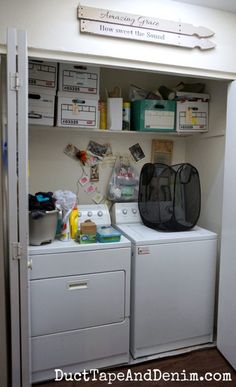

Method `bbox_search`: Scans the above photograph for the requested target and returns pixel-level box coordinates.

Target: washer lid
[29,236,131,255]
[115,223,217,245]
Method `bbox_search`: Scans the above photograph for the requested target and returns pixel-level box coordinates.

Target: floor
[34,348,236,386]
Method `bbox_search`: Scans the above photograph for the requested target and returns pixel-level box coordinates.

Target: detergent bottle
[70,205,79,239]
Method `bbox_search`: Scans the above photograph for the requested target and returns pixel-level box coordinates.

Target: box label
[29,61,57,90]
[144,110,175,129]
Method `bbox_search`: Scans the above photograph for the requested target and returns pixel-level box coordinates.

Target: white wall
[29,129,186,204]
[0,0,236,78]
[186,136,225,235]
[186,78,228,235]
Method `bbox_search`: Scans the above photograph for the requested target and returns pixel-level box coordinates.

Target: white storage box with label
[29,60,58,93]
[176,93,209,133]
[28,92,55,126]
[57,92,99,128]
[59,63,100,95]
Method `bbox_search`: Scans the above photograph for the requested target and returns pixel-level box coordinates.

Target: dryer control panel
[111,202,141,224]
[78,204,111,226]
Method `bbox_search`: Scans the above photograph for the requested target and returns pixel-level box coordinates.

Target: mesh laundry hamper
[138,163,201,231]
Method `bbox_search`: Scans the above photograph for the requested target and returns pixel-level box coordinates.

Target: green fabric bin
[132,99,176,132]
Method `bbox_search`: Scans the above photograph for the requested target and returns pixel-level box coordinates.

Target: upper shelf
[29,124,204,137]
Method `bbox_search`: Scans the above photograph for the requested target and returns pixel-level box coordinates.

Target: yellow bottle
[70,206,78,239]
[100,101,107,130]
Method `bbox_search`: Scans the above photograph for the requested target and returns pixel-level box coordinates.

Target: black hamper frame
[138,163,201,231]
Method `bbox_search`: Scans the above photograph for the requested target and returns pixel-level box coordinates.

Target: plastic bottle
[100,101,107,130]
[122,102,131,130]
[70,205,79,239]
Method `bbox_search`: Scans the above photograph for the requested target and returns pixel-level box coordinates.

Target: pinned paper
[129,143,145,162]
[72,101,79,114]
[90,165,99,182]
[92,192,104,204]
[186,107,193,124]
[84,184,96,194]
[79,175,89,186]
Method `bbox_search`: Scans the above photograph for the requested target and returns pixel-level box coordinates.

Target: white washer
[111,202,217,360]
[29,204,131,383]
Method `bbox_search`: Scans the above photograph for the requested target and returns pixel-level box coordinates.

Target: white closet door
[217,80,236,370]
[7,28,31,386]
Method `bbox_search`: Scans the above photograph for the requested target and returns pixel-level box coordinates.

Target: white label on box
[144,110,175,129]
[62,69,99,93]
[29,61,57,91]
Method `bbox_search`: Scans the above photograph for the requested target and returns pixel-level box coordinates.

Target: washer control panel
[78,204,111,226]
[111,202,141,224]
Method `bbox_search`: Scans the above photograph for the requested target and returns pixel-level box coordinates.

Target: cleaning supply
[70,205,78,239]
[97,226,121,243]
[79,220,97,244]
[53,190,77,241]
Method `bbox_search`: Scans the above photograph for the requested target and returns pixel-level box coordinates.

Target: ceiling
[174,0,236,13]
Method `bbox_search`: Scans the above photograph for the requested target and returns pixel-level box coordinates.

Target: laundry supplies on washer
[53,190,77,241]
[97,226,121,243]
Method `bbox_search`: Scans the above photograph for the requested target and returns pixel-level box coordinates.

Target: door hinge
[12,242,22,260]
[10,72,21,91]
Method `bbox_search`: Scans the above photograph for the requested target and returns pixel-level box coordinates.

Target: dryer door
[31,270,125,336]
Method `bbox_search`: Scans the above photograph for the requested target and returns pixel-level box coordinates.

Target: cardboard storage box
[59,63,100,95]
[176,94,209,133]
[57,92,99,128]
[28,92,55,126]
[80,220,97,235]
[29,60,57,93]
[132,100,176,132]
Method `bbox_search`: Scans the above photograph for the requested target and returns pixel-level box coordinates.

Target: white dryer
[111,202,217,360]
[29,204,131,383]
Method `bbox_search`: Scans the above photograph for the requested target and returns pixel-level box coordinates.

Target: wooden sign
[80,20,215,50]
[78,5,215,50]
[78,5,215,38]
